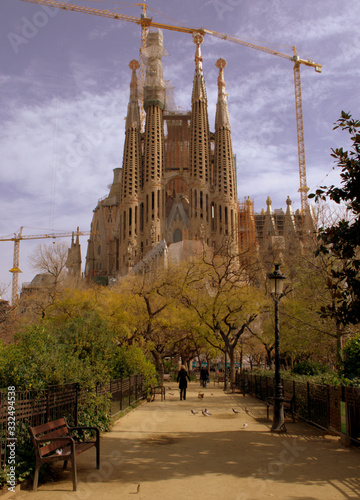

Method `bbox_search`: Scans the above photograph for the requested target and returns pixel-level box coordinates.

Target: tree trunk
[151,350,164,384]
[229,348,236,392]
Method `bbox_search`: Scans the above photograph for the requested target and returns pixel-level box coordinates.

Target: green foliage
[113,344,156,390]
[251,368,360,387]
[0,327,63,390]
[78,393,112,433]
[291,360,330,376]
[309,111,360,325]
[341,335,360,379]
[0,424,47,488]
[0,312,117,390]
[54,312,118,388]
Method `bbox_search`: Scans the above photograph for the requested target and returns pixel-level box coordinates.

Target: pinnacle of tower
[193,33,204,74]
[286,195,293,214]
[126,59,140,130]
[215,58,231,129]
[143,30,166,111]
[192,33,207,103]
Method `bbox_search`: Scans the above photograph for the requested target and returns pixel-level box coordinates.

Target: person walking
[200,365,209,388]
[177,365,190,400]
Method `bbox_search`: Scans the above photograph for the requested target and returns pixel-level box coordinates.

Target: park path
[6,382,360,500]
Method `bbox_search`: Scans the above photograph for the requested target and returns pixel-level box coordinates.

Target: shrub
[113,344,157,390]
[291,360,330,376]
[78,392,112,433]
[341,335,360,379]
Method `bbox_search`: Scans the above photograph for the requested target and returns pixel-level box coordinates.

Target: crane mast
[0,228,91,307]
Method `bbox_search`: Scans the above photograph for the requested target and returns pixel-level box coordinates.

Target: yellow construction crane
[19,0,322,227]
[0,227,91,306]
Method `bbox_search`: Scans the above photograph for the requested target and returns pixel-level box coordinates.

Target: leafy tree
[0,312,118,390]
[182,247,264,390]
[309,112,360,327]
[113,344,157,388]
[115,263,187,382]
[341,335,360,379]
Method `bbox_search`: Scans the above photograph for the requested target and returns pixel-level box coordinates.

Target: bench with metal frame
[28,417,100,491]
[266,391,295,422]
[149,383,165,401]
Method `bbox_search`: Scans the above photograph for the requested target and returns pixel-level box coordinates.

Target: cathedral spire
[189,33,211,241]
[191,33,207,103]
[121,60,141,203]
[142,30,166,253]
[213,58,237,249]
[125,59,140,130]
[215,58,231,130]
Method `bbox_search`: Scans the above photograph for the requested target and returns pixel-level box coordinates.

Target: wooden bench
[149,383,165,401]
[28,417,100,491]
[214,375,225,386]
[266,391,295,422]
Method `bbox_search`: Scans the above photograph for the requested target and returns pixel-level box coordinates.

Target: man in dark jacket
[177,365,190,400]
[200,365,209,388]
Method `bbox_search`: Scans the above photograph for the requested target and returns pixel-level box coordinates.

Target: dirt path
[7,383,360,500]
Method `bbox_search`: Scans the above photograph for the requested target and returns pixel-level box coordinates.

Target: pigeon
[191,409,198,414]
[232,408,240,414]
[198,392,204,399]
[169,392,174,396]
[244,408,250,414]
[204,408,211,416]
[242,422,248,429]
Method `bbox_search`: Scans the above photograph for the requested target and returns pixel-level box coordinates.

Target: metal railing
[237,372,360,444]
[0,375,145,469]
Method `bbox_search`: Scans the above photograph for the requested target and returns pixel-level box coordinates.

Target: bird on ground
[169,393,174,396]
[136,484,140,494]
[244,408,250,413]
[232,408,239,414]
[204,408,211,416]
[242,422,248,429]
[198,392,204,399]
[191,409,198,415]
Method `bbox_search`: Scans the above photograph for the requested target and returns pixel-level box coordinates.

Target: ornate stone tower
[213,57,238,251]
[140,30,166,256]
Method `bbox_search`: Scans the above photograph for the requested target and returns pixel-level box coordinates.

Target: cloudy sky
[0,0,359,301]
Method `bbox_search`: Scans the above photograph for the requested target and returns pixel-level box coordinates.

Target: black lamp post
[268,263,287,433]
[224,348,228,391]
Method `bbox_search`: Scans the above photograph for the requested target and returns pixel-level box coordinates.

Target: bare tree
[21,241,70,318]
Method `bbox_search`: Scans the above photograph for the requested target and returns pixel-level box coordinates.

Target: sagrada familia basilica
[83,30,310,281]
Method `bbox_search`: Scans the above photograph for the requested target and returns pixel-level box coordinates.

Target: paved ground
[6,383,360,500]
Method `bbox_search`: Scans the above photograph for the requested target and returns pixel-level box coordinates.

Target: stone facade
[85,30,238,279]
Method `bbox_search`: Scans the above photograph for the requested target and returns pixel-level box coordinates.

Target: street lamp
[268,263,287,433]
[224,347,228,391]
